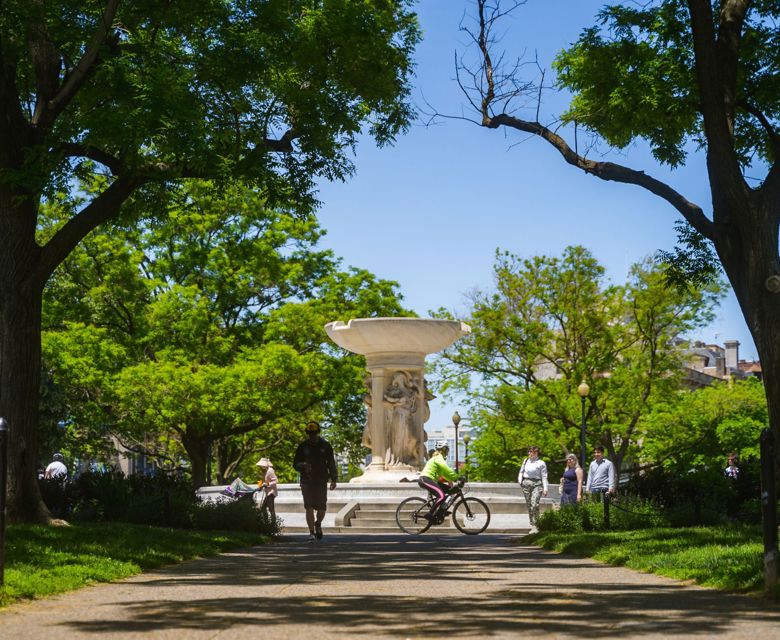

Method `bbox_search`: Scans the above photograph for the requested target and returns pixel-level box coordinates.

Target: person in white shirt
[518,446,548,529]
[44,453,68,481]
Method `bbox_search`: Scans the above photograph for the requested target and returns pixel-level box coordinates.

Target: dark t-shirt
[293,438,337,485]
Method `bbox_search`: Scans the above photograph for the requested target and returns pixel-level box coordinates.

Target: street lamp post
[452,411,461,471]
[462,432,471,479]
[577,381,590,471]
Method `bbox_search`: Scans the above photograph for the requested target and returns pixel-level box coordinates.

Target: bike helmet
[52,452,64,462]
[305,421,321,433]
[434,440,449,450]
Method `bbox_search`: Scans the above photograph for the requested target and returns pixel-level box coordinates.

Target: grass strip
[0,522,264,608]
[530,525,764,593]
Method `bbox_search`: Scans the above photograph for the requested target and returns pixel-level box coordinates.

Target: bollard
[760,428,778,593]
[604,491,610,529]
[0,417,8,586]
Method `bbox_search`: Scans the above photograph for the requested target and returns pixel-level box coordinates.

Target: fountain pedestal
[324,318,471,483]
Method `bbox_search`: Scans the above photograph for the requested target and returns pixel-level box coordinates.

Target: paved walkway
[1,533,779,639]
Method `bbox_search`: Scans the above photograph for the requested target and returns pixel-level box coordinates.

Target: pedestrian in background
[585,445,615,500]
[44,452,68,481]
[256,457,278,521]
[518,445,548,530]
[560,453,583,506]
[724,453,739,479]
[293,421,337,541]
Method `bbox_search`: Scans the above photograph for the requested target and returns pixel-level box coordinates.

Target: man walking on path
[586,445,615,499]
[293,421,337,541]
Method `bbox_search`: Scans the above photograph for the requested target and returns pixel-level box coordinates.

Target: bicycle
[395,479,491,535]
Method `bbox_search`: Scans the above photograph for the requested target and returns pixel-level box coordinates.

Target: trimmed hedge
[40,470,281,535]
[538,494,667,533]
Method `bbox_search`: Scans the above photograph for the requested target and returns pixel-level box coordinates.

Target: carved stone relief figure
[383,371,420,467]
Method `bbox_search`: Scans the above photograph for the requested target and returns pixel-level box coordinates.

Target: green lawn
[0,522,264,608]
[529,525,768,593]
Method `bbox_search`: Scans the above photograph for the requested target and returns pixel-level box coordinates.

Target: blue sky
[315,1,757,429]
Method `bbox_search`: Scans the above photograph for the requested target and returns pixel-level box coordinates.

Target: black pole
[760,428,777,593]
[0,417,8,586]
[206,436,212,486]
[454,423,459,471]
[580,397,587,471]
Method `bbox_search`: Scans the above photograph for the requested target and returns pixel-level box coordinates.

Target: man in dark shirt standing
[293,421,337,541]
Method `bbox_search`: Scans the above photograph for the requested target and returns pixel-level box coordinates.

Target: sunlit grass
[0,522,263,607]
[530,525,766,592]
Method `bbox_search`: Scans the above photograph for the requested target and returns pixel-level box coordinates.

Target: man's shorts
[300,483,328,511]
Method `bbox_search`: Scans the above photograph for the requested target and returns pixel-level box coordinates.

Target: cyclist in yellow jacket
[418,440,460,521]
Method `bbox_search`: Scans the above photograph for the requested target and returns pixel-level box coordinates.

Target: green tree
[42,181,408,487]
[112,346,323,487]
[1,0,419,521]
[455,0,780,472]
[642,378,768,470]
[437,246,722,480]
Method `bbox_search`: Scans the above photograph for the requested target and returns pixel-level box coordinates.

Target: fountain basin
[324,317,471,356]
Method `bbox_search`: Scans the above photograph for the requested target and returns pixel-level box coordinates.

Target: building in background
[424,425,472,471]
[533,338,762,390]
[682,339,762,389]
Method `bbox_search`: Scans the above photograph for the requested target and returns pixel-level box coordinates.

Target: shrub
[40,470,280,535]
[538,495,667,533]
[193,495,282,535]
[59,469,196,525]
[41,470,282,535]
[623,462,761,526]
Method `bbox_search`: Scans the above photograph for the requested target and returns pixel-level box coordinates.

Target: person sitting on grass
[418,440,460,522]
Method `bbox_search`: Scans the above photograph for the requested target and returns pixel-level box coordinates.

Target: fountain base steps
[197,482,555,535]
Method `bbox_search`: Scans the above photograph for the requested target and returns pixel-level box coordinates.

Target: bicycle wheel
[396,497,432,535]
[452,497,490,534]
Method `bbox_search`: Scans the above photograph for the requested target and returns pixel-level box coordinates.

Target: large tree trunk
[714,192,780,474]
[0,188,50,523]
[181,431,209,489]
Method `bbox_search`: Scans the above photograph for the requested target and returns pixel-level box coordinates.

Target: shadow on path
[16,534,780,639]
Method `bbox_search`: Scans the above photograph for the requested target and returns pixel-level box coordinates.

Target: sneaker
[308,533,317,542]
[314,523,323,540]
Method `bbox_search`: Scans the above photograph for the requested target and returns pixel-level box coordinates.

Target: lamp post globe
[577,381,590,471]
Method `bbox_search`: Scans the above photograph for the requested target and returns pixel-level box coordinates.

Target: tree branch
[484,112,715,240]
[59,142,123,174]
[36,174,143,286]
[109,430,186,471]
[715,0,750,127]
[42,0,120,127]
[687,0,747,201]
[738,100,780,152]
[27,2,61,128]
[262,128,298,153]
